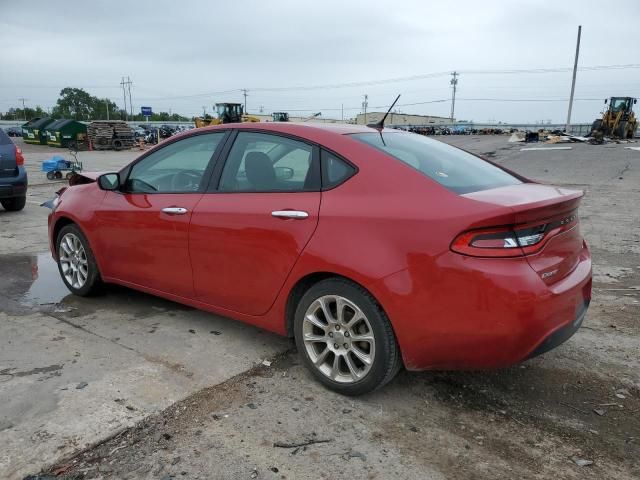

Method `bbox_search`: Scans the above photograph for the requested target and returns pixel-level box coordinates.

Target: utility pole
[242,89,248,112]
[362,94,368,124]
[105,100,109,120]
[127,76,133,118]
[565,25,582,133]
[18,98,28,120]
[120,77,128,121]
[450,71,459,122]
[341,103,344,122]
[202,105,207,116]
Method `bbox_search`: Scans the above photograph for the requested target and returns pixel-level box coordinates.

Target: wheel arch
[52,216,77,253]
[283,271,397,343]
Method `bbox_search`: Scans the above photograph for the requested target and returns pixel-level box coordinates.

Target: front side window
[126,132,225,193]
[351,132,522,194]
[218,132,318,192]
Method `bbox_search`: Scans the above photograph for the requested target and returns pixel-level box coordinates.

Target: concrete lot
[1,135,639,479]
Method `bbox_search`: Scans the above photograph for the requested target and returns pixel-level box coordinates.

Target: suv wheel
[294,278,401,395]
[1,196,26,211]
[56,224,102,296]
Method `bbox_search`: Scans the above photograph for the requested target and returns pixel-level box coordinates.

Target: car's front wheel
[294,278,401,395]
[56,224,102,296]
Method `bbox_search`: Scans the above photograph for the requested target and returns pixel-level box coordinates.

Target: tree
[0,105,47,121]
[52,87,96,119]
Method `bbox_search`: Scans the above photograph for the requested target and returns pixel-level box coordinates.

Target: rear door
[95,132,228,297]
[189,130,321,315]
[0,130,16,177]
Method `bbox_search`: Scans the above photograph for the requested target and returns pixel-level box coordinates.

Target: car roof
[193,122,397,137]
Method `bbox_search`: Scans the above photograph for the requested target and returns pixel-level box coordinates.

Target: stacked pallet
[87,121,135,150]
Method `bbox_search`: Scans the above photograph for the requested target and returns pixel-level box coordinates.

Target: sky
[1,0,639,124]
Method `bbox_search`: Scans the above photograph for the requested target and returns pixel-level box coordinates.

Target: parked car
[47,123,592,395]
[4,126,23,137]
[0,128,27,211]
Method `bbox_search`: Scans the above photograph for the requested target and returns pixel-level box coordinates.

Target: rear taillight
[15,146,24,166]
[451,212,578,257]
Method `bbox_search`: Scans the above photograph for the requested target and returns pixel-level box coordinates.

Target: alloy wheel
[59,233,89,289]
[302,295,376,383]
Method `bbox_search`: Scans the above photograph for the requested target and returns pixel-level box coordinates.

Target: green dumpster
[22,117,55,145]
[45,119,88,148]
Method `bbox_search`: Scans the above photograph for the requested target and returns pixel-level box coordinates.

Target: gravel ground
[17,134,640,480]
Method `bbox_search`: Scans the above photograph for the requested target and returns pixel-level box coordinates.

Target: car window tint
[219,132,316,192]
[321,150,356,189]
[126,133,224,193]
[351,132,522,194]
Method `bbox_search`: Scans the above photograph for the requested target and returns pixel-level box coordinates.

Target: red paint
[49,123,592,370]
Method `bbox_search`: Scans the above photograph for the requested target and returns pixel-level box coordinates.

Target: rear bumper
[371,242,592,370]
[527,299,589,359]
[0,167,28,199]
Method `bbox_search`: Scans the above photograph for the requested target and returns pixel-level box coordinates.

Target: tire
[65,171,75,180]
[294,278,402,396]
[46,171,55,180]
[55,171,63,179]
[1,196,26,211]
[56,224,102,296]
[590,119,602,135]
[112,139,123,150]
[616,121,628,139]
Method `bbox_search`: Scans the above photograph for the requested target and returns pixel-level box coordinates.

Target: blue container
[41,155,68,172]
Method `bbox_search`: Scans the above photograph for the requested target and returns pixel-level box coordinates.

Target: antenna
[367,94,401,130]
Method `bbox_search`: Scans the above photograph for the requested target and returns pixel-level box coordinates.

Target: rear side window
[351,132,522,194]
[321,150,356,189]
[0,129,12,145]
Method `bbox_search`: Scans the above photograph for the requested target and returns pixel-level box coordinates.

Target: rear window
[351,132,522,194]
[0,129,12,145]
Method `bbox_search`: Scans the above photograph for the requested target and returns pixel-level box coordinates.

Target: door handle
[161,207,188,215]
[271,210,309,219]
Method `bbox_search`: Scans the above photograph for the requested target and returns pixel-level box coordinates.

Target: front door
[95,132,227,297]
[190,131,321,315]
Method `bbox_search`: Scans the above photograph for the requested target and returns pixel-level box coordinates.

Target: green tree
[0,105,47,121]
[53,87,96,119]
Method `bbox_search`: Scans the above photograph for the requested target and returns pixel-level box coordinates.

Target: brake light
[451,212,578,257]
[15,146,24,166]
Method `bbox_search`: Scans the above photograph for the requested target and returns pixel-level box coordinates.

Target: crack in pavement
[45,312,196,379]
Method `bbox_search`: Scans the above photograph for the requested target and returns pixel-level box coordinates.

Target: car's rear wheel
[1,196,26,211]
[56,224,102,296]
[294,278,401,395]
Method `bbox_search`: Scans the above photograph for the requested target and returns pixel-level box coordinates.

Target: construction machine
[590,97,637,140]
[271,112,289,122]
[194,103,260,128]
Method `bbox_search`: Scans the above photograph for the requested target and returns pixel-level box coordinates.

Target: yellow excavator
[591,97,637,140]
[194,103,260,128]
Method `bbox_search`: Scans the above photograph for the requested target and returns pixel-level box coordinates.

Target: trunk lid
[464,183,584,285]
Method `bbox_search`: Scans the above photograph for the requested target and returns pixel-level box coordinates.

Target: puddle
[21,253,71,306]
[0,253,70,312]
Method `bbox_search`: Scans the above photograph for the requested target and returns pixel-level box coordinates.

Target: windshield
[351,132,522,194]
[610,98,630,111]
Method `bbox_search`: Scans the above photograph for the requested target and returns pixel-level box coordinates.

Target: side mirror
[274,166,294,181]
[98,173,120,191]
[635,99,638,104]
[604,99,608,104]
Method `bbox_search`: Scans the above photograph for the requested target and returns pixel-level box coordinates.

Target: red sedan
[48,123,591,395]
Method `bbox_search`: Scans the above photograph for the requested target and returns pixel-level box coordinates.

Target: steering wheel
[170,171,201,191]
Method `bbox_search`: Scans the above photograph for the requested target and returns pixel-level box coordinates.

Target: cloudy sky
[1,0,639,123]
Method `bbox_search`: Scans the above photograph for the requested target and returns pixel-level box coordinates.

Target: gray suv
[0,129,27,211]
